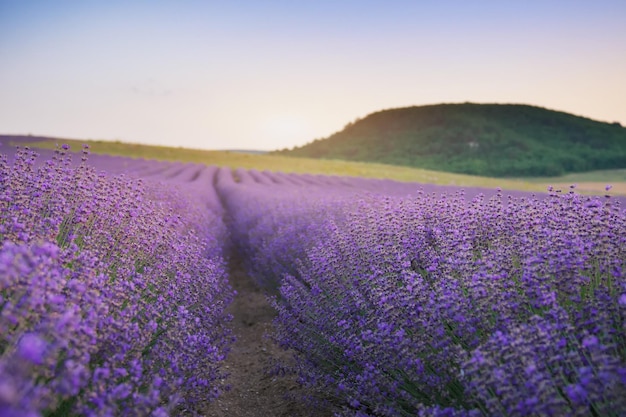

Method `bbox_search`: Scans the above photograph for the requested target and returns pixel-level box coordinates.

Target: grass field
[17,137,626,196]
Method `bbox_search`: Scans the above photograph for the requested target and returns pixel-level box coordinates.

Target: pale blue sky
[1,0,625,151]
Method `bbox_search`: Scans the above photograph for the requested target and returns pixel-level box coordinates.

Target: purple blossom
[16,333,47,365]
[216,167,626,416]
[1,146,234,416]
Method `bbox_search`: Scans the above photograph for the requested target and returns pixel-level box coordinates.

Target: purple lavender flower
[215,167,626,416]
[1,146,234,416]
[16,333,47,365]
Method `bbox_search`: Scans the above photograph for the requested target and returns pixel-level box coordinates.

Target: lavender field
[2,142,626,417]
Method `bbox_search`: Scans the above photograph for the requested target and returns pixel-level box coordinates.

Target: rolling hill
[274,103,626,177]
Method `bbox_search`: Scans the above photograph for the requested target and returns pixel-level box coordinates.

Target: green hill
[275,103,626,177]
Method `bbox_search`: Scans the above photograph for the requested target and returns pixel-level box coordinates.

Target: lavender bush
[0,146,233,416]
[216,169,626,417]
[215,168,357,291]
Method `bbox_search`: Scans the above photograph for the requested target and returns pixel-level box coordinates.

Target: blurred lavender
[0,146,233,416]
[217,172,626,417]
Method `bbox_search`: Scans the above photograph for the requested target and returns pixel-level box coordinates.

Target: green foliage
[276,103,626,177]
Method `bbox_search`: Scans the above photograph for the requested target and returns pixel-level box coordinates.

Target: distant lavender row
[5,138,622,203]
[0,147,233,416]
[216,170,626,416]
[215,167,360,290]
[213,166,553,292]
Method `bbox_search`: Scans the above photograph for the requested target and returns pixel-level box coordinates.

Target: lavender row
[215,167,364,291]
[0,147,234,416]
[216,171,626,416]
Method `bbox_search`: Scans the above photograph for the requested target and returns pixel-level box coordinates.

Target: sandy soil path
[204,257,332,417]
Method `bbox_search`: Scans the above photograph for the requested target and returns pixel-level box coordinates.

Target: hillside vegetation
[275,103,626,177]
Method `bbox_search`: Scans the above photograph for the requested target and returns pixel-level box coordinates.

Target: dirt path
[204,257,332,417]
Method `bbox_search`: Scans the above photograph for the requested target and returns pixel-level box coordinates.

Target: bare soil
[203,257,333,417]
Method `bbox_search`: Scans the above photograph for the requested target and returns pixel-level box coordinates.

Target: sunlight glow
[258,114,313,150]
